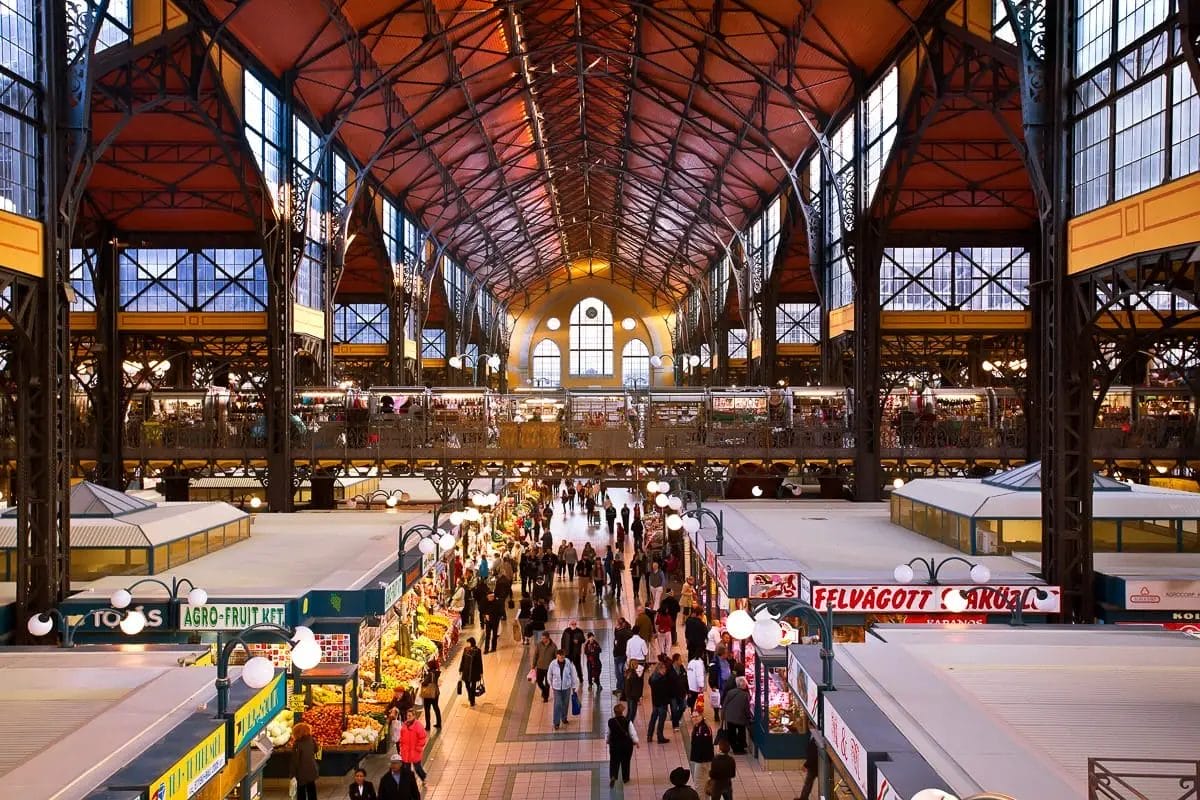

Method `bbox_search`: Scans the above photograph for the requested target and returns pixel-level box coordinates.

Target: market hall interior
[1,0,1199,799]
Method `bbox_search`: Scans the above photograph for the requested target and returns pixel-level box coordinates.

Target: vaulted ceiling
[194,0,935,305]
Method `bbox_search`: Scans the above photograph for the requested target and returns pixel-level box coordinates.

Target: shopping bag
[288,778,298,799]
[526,668,538,683]
[570,690,581,715]
[476,681,487,697]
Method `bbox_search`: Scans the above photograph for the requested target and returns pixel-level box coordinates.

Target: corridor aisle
[283,488,806,800]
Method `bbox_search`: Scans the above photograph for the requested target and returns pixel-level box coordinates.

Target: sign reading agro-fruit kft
[181,603,287,631]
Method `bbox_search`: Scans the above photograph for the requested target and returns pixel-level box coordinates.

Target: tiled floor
[270,489,810,800]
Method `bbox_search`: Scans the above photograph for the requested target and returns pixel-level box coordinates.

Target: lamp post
[947,585,1053,625]
[893,556,992,586]
[215,623,321,717]
[110,576,208,611]
[665,505,725,555]
[397,524,457,575]
[447,353,502,387]
[26,605,145,647]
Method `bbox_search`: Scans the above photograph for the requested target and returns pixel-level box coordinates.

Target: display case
[1134,387,1196,449]
[707,390,770,447]
[125,388,232,449]
[884,388,991,448]
[645,390,705,449]
[1095,386,1134,449]
[429,388,491,448]
[748,644,806,764]
[990,388,1025,447]
[292,388,355,448]
[494,388,566,448]
[369,387,429,449]
[790,387,850,448]
[566,390,635,451]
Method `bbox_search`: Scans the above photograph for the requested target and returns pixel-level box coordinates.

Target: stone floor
[270,489,811,800]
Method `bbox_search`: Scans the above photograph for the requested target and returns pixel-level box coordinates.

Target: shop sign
[705,549,716,575]
[383,575,406,610]
[897,613,988,625]
[824,701,868,797]
[66,603,170,633]
[809,584,1061,614]
[748,573,800,600]
[787,653,820,721]
[148,725,226,800]
[715,561,730,592]
[875,777,903,800]
[800,575,812,604]
[1124,580,1200,611]
[232,672,286,754]
[180,604,287,631]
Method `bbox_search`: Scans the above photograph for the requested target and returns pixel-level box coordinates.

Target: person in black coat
[378,757,420,800]
[459,637,484,707]
[684,609,709,662]
[560,620,587,680]
[530,598,550,634]
[660,588,681,646]
[349,768,378,799]
[480,591,503,653]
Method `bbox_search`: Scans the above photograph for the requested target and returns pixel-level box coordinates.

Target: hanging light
[186,588,208,607]
[242,656,276,689]
[943,589,969,614]
[688,355,700,366]
[682,517,701,534]
[645,479,659,493]
[654,493,669,508]
[290,636,322,670]
[894,564,915,584]
[291,625,315,642]
[893,477,905,489]
[969,564,991,584]
[385,495,398,508]
[26,613,54,637]
[751,485,763,497]
[546,317,561,330]
[665,514,683,531]
[448,355,463,369]
[650,355,664,368]
[110,589,133,610]
[911,791,959,800]
[439,532,457,551]
[465,507,482,523]
[752,616,783,650]
[418,537,437,555]
[487,354,502,371]
[119,610,147,635]
[249,497,263,509]
[449,510,465,526]
[667,496,683,511]
[725,609,755,640]
[656,480,671,494]
[1031,589,1055,611]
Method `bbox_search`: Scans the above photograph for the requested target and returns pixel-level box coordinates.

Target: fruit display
[298,704,345,748]
[339,714,384,746]
[264,709,294,746]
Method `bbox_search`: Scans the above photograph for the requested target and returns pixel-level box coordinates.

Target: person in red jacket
[397,709,429,785]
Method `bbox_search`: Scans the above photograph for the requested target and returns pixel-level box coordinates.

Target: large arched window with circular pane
[532,339,561,387]
[622,338,650,387]
[569,297,613,376]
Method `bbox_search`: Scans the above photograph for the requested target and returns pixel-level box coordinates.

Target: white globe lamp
[110,588,133,610]
[667,496,683,511]
[439,532,457,551]
[119,609,147,635]
[386,495,398,508]
[650,355,664,368]
[752,617,783,650]
[688,354,700,366]
[291,625,315,642]
[911,791,959,800]
[465,507,482,523]
[894,564,915,584]
[26,613,54,637]
[943,589,970,614]
[683,517,701,534]
[448,355,463,369]
[450,511,465,526]
[893,477,905,489]
[751,485,763,497]
[725,609,755,641]
[656,480,671,494]
[241,656,276,689]
[1032,589,1054,611]
[290,637,322,670]
[665,514,683,531]
[487,354,502,371]
[969,564,991,584]
[418,537,437,555]
[186,588,208,607]
[645,479,658,493]
[654,493,669,508]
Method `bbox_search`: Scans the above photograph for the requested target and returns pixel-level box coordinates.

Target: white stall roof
[0,648,213,800]
[1015,551,1200,579]
[832,626,1200,799]
[714,502,1043,584]
[897,466,1200,520]
[0,498,246,549]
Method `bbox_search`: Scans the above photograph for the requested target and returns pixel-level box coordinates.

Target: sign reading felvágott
[823,701,868,796]
[180,603,287,631]
[148,725,226,800]
[809,584,1061,614]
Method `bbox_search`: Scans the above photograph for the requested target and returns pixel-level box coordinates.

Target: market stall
[790,387,851,448]
[644,390,705,449]
[882,387,994,449]
[429,388,491,448]
[1094,386,1134,448]
[707,389,770,448]
[293,388,361,449]
[1134,387,1195,448]
[124,388,232,449]
[566,389,637,451]
[369,387,430,449]
[494,388,566,448]
[744,643,805,767]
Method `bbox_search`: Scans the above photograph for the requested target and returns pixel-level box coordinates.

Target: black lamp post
[894,555,991,586]
[215,622,321,717]
[953,585,1053,626]
[25,605,140,648]
[726,598,836,690]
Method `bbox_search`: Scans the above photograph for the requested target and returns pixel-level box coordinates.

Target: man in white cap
[378,754,419,800]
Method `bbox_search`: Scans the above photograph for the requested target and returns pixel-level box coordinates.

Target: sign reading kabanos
[809,584,1061,614]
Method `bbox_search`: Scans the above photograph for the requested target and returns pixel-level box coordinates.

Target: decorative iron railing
[1089,758,1200,800]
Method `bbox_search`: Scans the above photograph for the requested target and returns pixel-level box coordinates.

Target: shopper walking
[613,617,632,696]
[648,561,667,611]
[798,735,819,800]
[561,619,587,680]
[708,739,736,800]
[289,722,320,800]
[576,553,593,603]
[623,661,645,723]
[458,637,484,707]
[563,541,578,580]
[631,507,644,551]
[605,500,618,537]
[611,550,626,600]
[655,606,674,655]
[584,631,603,689]
[419,659,442,730]
[549,650,580,730]
[686,651,707,712]
[669,653,689,730]
[647,659,673,743]
[481,591,502,653]
[661,588,681,646]
[664,767,702,800]
[397,709,429,784]
[681,576,698,617]
[605,702,639,787]
[635,605,654,645]
[377,757,420,800]
[685,608,709,662]
[630,550,648,604]
[593,552,607,601]
[620,502,631,534]
[348,767,378,799]
[721,677,751,755]
[688,713,715,794]
[534,631,557,702]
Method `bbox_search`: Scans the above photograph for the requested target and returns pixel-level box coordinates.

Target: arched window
[532,339,561,387]
[569,297,613,376]
[622,338,651,387]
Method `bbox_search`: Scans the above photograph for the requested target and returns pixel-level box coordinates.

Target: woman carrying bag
[458,637,485,707]
[289,722,320,800]
[419,659,442,730]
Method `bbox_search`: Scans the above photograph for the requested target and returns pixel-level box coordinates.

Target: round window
[585,305,599,320]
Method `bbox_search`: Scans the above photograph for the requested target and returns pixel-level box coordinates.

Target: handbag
[456,680,463,695]
[476,680,486,697]
[526,668,538,683]
[570,690,581,715]
[419,680,437,700]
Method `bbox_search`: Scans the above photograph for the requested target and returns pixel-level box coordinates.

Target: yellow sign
[148,725,226,800]
[232,673,285,753]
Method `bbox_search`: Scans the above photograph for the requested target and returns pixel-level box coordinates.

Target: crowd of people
[297,480,808,800]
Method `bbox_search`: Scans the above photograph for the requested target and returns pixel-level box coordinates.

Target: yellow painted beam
[1068,173,1200,274]
[0,210,44,278]
[117,311,267,331]
[777,344,820,357]
[828,304,855,337]
[333,344,387,357]
[881,310,1031,330]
